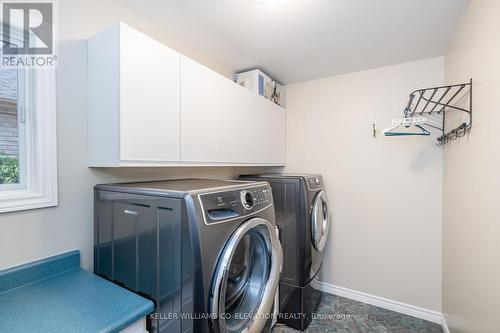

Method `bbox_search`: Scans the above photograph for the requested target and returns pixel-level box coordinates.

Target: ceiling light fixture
[256,0,281,5]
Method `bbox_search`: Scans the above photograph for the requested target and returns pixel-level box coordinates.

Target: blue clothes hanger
[383,117,431,136]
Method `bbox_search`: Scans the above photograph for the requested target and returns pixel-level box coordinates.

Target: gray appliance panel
[270,178,304,285]
[94,178,262,198]
[239,174,326,286]
[94,190,182,333]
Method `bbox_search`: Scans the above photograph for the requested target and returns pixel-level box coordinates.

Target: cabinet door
[219,78,285,164]
[253,97,286,164]
[180,56,219,162]
[119,24,181,162]
[219,79,259,163]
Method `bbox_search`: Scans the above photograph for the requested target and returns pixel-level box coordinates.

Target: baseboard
[311,279,443,325]
[441,315,450,333]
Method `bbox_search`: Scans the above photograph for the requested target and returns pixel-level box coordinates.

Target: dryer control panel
[306,176,323,190]
[199,185,273,224]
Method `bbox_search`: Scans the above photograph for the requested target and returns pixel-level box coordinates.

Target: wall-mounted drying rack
[385,79,472,145]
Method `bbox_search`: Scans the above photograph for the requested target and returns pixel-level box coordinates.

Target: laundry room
[0,1,497,332]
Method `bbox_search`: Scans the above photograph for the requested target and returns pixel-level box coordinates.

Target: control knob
[241,190,255,210]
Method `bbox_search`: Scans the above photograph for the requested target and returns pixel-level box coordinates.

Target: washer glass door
[211,218,282,333]
[311,190,330,251]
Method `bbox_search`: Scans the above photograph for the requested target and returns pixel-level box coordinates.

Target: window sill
[0,188,58,213]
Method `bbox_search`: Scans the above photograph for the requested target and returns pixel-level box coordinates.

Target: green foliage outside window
[0,152,19,184]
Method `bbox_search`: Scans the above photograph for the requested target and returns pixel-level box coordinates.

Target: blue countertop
[0,250,154,333]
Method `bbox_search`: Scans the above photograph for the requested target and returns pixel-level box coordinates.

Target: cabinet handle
[124,209,138,216]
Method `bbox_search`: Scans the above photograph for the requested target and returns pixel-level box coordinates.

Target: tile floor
[272,292,443,333]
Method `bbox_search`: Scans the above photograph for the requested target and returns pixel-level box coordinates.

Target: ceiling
[114,0,469,84]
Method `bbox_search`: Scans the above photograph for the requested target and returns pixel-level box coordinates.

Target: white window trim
[0,68,57,213]
[0,18,58,213]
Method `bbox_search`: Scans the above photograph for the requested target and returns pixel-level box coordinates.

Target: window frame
[0,28,57,213]
[0,67,27,191]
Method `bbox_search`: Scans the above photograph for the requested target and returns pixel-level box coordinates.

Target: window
[0,66,57,213]
[0,67,57,213]
[0,3,58,212]
[0,68,25,189]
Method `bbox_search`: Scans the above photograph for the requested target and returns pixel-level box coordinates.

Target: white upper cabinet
[180,56,220,162]
[120,24,180,162]
[88,22,285,167]
[218,78,252,163]
[219,78,285,164]
[219,78,261,163]
[88,23,180,166]
[252,96,286,164]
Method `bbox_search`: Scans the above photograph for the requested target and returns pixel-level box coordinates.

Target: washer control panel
[240,187,272,210]
[199,185,273,224]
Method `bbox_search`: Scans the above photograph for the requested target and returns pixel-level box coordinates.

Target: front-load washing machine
[239,174,330,330]
[94,179,282,333]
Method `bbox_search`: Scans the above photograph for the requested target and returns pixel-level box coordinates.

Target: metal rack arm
[401,79,473,145]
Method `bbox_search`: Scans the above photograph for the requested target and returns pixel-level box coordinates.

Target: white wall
[284,57,444,311]
[443,1,500,332]
[0,0,274,271]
